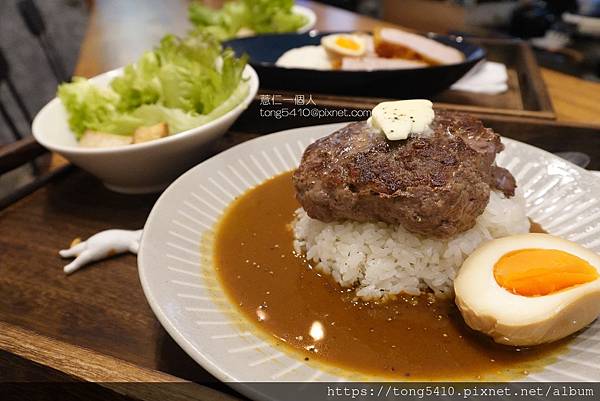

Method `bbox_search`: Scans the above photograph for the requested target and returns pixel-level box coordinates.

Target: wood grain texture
[542,68,600,125]
[0,171,210,382]
[0,129,260,388]
[0,136,46,175]
[0,164,72,211]
[74,0,190,78]
[437,39,554,118]
[0,322,240,401]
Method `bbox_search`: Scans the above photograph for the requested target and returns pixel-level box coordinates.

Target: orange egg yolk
[335,37,360,51]
[494,248,599,297]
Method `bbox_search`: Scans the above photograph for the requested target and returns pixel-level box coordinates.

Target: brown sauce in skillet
[212,171,564,380]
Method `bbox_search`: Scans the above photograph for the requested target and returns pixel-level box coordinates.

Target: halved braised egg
[321,34,366,57]
[454,233,600,346]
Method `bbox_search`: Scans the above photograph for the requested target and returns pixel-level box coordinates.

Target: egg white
[454,233,600,346]
[275,45,333,70]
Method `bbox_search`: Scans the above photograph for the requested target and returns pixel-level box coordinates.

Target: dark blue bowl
[225,31,486,98]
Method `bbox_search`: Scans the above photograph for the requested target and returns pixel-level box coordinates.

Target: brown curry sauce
[212,171,564,380]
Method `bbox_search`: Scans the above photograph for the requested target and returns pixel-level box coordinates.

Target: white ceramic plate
[139,123,600,389]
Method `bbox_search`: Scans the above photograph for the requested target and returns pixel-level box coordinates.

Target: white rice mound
[292,191,530,300]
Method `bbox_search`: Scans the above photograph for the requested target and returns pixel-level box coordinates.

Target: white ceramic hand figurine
[59,229,143,275]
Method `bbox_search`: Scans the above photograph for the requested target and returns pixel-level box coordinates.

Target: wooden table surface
[541,69,600,124]
[75,0,600,125]
[2,1,600,398]
[3,107,600,391]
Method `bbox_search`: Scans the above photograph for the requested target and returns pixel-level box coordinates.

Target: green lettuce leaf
[58,78,121,138]
[58,32,248,139]
[188,0,307,40]
[110,52,162,112]
[246,0,307,34]
[127,80,248,134]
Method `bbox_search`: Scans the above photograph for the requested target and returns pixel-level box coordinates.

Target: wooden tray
[1,105,598,400]
[257,38,555,120]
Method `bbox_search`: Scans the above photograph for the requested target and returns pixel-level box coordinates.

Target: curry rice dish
[292,111,527,299]
[214,172,560,380]
[212,103,600,380]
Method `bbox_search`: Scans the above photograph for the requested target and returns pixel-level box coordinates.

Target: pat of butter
[367,100,435,140]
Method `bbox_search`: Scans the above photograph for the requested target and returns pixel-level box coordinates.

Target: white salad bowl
[32,65,259,194]
[293,5,317,33]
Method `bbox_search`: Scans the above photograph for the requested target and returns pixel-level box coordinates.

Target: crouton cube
[133,122,169,144]
[79,130,133,148]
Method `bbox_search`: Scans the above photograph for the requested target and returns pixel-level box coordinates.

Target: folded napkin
[450,61,508,95]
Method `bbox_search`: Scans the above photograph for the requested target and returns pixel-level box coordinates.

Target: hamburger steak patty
[293,111,516,238]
